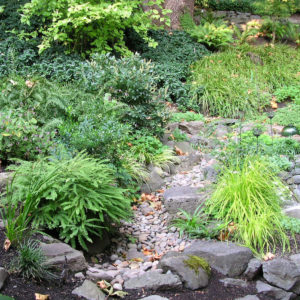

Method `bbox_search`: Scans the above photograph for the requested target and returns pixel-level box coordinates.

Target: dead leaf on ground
[174,146,186,156]
[4,239,11,251]
[270,100,278,109]
[143,248,154,256]
[131,205,138,211]
[263,252,275,261]
[35,294,50,300]
[97,280,109,289]
[140,193,158,202]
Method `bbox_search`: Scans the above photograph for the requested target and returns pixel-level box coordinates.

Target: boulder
[173,142,195,155]
[173,152,202,173]
[215,125,229,138]
[293,175,300,185]
[256,281,296,300]
[124,271,182,291]
[178,121,205,135]
[263,258,300,294]
[72,280,106,300]
[0,268,8,290]
[40,242,87,272]
[163,186,208,219]
[159,252,210,290]
[141,167,164,194]
[184,240,253,277]
[244,258,262,280]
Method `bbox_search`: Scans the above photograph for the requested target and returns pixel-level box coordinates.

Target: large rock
[141,167,164,193]
[184,240,253,277]
[263,258,300,294]
[124,271,182,291]
[72,280,105,300]
[173,142,195,155]
[178,121,205,135]
[0,268,8,290]
[173,152,202,173]
[256,281,296,300]
[159,252,210,290]
[40,242,87,272]
[244,258,262,280]
[163,186,208,219]
[293,175,300,184]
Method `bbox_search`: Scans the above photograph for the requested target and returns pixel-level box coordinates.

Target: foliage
[127,29,210,109]
[8,152,132,250]
[0,109,55,162]
[21,0,170,56]
[206,157,289,254]
[170,111,205,122]
[274,85,300,104]
[189,44,300,117]
[233,21,260,45]
[181,13,234,50]
[172,204,223,239]
[273,104,300,131]
[169,128,189,142]
[281,216,300,234]
[200,0,255,13]
[10,239,56,281]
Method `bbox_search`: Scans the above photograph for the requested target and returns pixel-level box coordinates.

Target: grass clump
[189,44,300,117]
[183,255,211,276]
[170,111,205,122]
[206,156,289,254]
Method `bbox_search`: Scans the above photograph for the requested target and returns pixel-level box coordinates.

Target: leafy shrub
[206,157,289,254]
[273,104,300,131]
[21,0,169,55]
[274,85,300,104]
[10,239,55,281]
[281,216,300,234]
[170,111,205,122]
[202,0,256,13]
[181,13,234,50]
[189,44,300,117]
[8,152,132,250]
[169,129,189,142]
[0,109,55,162]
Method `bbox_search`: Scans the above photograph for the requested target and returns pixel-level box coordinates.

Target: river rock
[178,121,205,135]
[141,167,164,193]
[263,258,300,294]
[184,240,253,277]
[40,242,87,271]
[159,252,210,290]
[256,281,296,300]
[163,186,208,219]
[124,271,182,291]
[244,258,262,280]
[220,278,248,288]
[72,280,105,300]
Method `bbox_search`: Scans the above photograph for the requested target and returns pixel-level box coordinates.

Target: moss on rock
[183,255,211,276]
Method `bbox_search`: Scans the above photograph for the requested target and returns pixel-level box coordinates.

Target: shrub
[170,111,205,122]
[10,239,55,281]
[206,157,289,254]
[273,104,300,131]
[189,44,300,117]
[8,152,132,250]
[169,128,189,142]
[20,0,169,55]
[274,85,300,104]
[201,0,256,13]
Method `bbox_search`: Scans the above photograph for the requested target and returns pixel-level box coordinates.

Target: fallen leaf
[156,189,164,194]
[174,146,186,156]
[270,100,278,109]
[35,294,49,300]
[263,252,275,261]
[131,258,144,262]
[4,239,11,251]
[127,142,133,147]
[97,280,109,289]
[132,205,138,211]
[25,80,34,88]
[145,211,155,216]
[143,248,154,256]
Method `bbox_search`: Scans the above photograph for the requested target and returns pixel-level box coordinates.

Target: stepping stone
[124,271,182,291]
[72,280,105,300]
[256,281,296,300]
[184,240,253,277]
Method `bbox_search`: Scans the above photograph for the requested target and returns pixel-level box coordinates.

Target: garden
[0,0,299,299]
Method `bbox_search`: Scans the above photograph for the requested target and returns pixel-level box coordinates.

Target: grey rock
[294,187,300,202]
[178,121,205,135]
[184,240,253,277]
[220,278,248,288]
[173,142,195,155]
[159,253,210,290]
[244,258,262,280]
[283,205,300,219]
[141,167,164,194]
[0,267,8,290]
[140,203,154,216]
[86,267,119,281]
[263,258,300,294]
[74,272,85,279]
[139,296,169,300]
[293,175,300,184]
[166,122,179,132]
[113,283,123,291]
[292,168,300,176]
[72,280,106,300]
[163,186,209,219]
[290,253,300,270]
[0,219,4,230]
[124,271,182,291]
[256,280,296,300]
[126,248,145,261]
[215,125,229,137]
[203,165,219,182]
[40,242,87,272]
[189,135,209,146]
[235,296,259,300]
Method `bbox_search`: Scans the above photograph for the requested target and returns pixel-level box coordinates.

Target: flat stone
[184,240,253,277]
[178,121,205,135]
[163,186,209,219]
[256,280,296,300]
[139,296,169,300]
[159,253,210,290]
[263,258,300,294]
[292,168,300,176]
[0,267,8,290]
[72,280,105,300]
[126,249,145,261]
[235,296,259,300]
[124,271,182,291]
[244,258,262,280]
[283,205,300,219]
[40,242,87,272]
[290,253,300,269]
[86,267,119,282]
[220,278,248,288]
